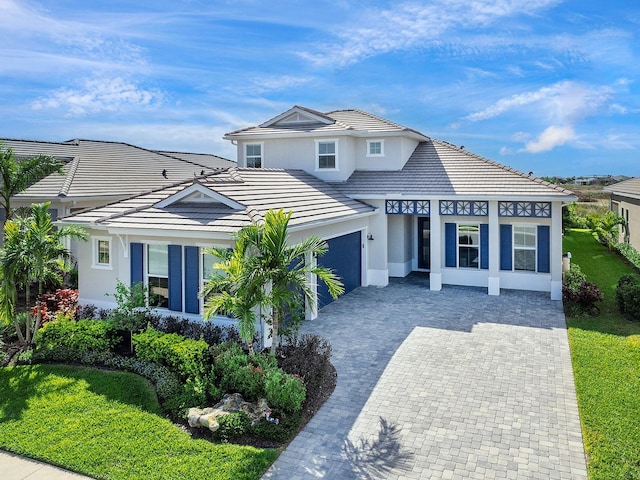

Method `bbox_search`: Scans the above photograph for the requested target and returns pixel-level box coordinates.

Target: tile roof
[604,177,640,198]
[58,168,376,233]
[1,138,235,200]
[225,106,429,140]
[337,140,576,199]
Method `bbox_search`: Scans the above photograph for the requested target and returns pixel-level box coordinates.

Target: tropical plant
[0,142,64,224]
[0,202,87,344]
[586,211,625,250]
[108,280,153,353]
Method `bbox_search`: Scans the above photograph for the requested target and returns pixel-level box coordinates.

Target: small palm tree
[0,142,64,224]
[0,202,87,343]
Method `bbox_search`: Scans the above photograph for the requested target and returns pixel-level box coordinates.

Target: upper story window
[366,139,384,157]
[316,140,337,170]
[513,225,536,271]
[245,143,262,168]
[92,236,112,269]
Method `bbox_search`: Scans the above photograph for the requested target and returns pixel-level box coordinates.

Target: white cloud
[32,77,163,116]
[499,146,514,155]
[522,125,575,153]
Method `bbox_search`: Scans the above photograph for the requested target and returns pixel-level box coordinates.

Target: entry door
[418,217,430,269]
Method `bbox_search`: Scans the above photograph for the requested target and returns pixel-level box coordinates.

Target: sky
[1,0,639,177]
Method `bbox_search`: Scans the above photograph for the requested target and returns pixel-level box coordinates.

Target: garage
[317,231,362,309]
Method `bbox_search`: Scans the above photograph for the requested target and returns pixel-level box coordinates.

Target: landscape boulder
[188,393,270,432]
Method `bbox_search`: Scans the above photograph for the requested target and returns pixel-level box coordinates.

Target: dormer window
[316,139,338,170]
[367,139,384,157]
[245,143,262,168]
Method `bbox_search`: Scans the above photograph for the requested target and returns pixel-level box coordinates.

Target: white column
[367,200,389,286]
[488,200,501,295]
[430,201,442,291]
[305,251,318,320]
[550,202,563,300]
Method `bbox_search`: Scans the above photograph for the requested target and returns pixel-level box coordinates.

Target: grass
[0,364,277,480]
[563,229,640,480]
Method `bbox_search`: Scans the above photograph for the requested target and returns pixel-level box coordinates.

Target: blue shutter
[480,224,489,270]
[500,225,512,271]
[445,223,457,267]
[184,246,200,314]
[537,226,550,273]
[168,245,182,312]
[130,243,144,285]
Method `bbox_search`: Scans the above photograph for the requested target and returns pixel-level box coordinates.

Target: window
[316,140,337,169]
[458,224,479,268]
[201,249,232,316]
[147,244,169,308]
[366,139,384,157]
[513,225,536,271]
[92,237,112,269]
[245,143,262,168]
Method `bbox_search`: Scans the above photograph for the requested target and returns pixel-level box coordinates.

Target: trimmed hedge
[34,319,120,363]
[616,274,640,321]
[617,242,640,272]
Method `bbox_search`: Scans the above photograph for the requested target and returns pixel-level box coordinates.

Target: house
[604,177,640,251]
[56,106,576,339]
[1,138,235,220]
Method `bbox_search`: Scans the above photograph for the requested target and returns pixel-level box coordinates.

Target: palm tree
[202,234,264,354]
[0,202,87,344]
[0,142,64,224]
[246,209,344,353]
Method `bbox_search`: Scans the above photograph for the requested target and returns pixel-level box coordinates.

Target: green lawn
[563,229,640,480]
[0,364,277,480]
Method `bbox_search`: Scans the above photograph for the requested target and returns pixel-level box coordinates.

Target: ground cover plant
[0,364,277,480]
[563,229,640,480]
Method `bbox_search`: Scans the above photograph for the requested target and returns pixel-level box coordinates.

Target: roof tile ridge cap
[294,105,334,121]
[58,156,81,197]
[228,168,244,182]
[0,138,74,146]
[330,109,429,138]
[154,149,232,162]
[431,139,572,194]
[246,207,265,225]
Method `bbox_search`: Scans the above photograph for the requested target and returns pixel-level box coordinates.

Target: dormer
[155,183,244,210]
[260,106,335,128]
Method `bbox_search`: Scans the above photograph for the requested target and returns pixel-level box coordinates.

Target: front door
[418,217,430,269]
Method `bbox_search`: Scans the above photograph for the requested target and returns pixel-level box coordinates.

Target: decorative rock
[188,393,270,432]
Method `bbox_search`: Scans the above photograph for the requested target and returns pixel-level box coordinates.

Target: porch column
[305,251,318,320]
[430,201,442,291]
[550,202,563,300]
[488,200,500,295]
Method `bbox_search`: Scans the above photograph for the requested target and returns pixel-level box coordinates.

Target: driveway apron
[262,276,587,479]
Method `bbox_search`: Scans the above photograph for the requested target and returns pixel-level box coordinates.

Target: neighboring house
[604,177,640,251]
[2,138,235,219]
[57,106,576,339]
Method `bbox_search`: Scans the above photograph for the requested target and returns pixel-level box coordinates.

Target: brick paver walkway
[262,276,587,479]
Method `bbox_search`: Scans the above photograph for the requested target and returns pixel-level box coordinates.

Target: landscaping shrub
[250,411,302,443]
[264,369,306,414]
[616,274,640,321]
[31,288,79,324]
[34,319,120,363]
[210,342,276,401]
[149,315,242,346]
[214,412,251,442]
[616,242,640,272]
[563,264,603,315]
[104,356,182,404]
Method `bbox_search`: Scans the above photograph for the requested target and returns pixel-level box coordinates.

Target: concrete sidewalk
[0,450,91,480]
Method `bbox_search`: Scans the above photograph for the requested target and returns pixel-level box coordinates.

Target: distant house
[2,138,235,219]
[604,177,640,251]
[56,106,576,334]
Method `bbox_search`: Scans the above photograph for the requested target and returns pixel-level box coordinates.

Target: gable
[260,106,334,128]
[154,183,244,210]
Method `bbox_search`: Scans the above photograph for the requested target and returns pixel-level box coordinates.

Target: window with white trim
[92,236,112,269]
[513,225,536,271]
[458,224,479,268]
[245,143,262,168]
[366,139,384,157]
[147,244,169,308]
[316,140,337,169]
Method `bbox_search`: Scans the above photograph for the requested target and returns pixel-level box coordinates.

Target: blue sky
[1,0,638,177]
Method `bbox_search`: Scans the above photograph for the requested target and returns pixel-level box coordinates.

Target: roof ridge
[428,139,575,195]
[326,109,429,138]
[0,138,78,147]
[58,156,80,197]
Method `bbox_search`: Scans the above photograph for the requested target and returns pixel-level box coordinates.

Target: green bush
[211,342,277,401]
[132,327,209,380]
[34,319,119,363]
[214,412,251,442]
[616,274,640,321]
[264,369,306,414]
[617,242,640,271]
[563,264,603,316]
[250,411,302,442]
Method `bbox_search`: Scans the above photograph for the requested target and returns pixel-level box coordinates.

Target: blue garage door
[317,231,362,309]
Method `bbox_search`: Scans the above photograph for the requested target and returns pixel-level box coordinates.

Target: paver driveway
[262,275,587,479]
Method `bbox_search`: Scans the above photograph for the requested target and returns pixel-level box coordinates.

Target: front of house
[56,106,576,331]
